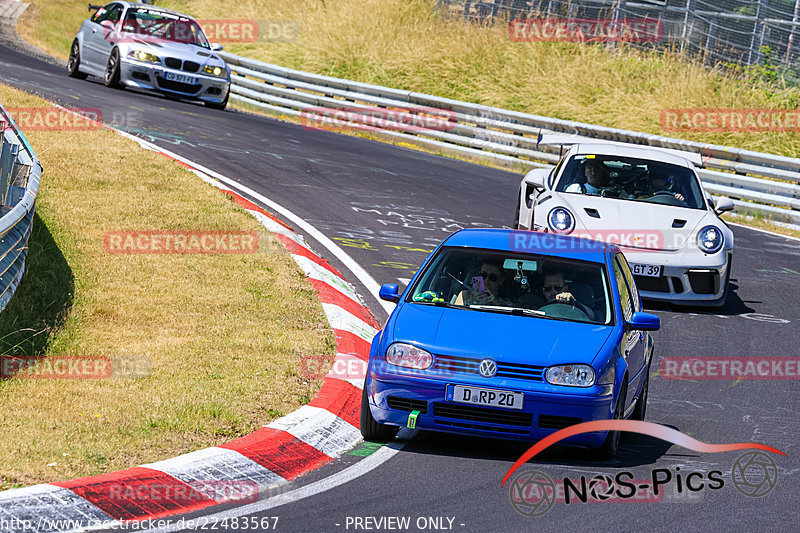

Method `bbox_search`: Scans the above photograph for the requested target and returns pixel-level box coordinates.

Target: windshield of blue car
[122,9,210,48]
[407,248,612,325]
[555,155,705,209]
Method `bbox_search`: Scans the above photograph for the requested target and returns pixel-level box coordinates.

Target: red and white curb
[0,110,380,532]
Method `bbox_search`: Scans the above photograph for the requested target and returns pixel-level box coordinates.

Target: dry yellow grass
[0,85,335,488]
[18,1,800,157]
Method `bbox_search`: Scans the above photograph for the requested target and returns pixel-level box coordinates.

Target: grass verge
[0,84,335,489]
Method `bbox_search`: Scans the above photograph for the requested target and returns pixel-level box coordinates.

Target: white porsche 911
[514,137,735,307]
[67,2,230,109]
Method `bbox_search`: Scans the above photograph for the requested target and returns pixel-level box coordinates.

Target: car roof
[442,228,613,263]
[570,143,696,168]
[115,2,187,18]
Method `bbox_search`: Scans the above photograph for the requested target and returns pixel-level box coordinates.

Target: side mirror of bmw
[211,43,224,51]
[379,283,400,303]
[713,196,735,214]
[626,311,661,331]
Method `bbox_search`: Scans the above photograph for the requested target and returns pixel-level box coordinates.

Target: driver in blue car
[565,158,611,195]
[639,174,685,202]
[541,269,595,320]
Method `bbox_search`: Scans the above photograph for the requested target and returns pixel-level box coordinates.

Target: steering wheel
[540,299,591,320]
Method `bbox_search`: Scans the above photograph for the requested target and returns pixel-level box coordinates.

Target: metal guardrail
[220,52,800,229]
[0,102,42,314]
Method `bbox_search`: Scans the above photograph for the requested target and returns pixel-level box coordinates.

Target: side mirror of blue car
[379,283,400,303]
[627,311,660,331]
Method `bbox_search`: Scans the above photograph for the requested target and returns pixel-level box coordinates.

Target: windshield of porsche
[555,154,705,209]
[122,9,209,48]
[408,248,612,325]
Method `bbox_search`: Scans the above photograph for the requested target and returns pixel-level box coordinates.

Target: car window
[92,3,123,24]
[555,154,705,210]
[614,254,641,313]
[612,256,634,321]
[407,247,612,325]
[122,8,210,48]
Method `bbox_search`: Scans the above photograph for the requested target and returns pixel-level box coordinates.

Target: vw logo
[479,359,497,378]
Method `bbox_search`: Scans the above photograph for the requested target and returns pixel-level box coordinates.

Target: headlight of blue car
[386,343,433,370]
[548,207,575,234]
[202,65,226,77]
[697,225,724,254]
[545,364,595,387]
[128,50,160,64]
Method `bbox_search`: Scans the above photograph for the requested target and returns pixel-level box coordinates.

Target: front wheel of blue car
[631,368,649,421]
[591,381,627,460]
[360,386,398,442]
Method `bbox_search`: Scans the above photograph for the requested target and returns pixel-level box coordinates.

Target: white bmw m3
[514,137,735,307]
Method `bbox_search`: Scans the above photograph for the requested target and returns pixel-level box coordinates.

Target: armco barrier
[220,52,800,229]
[0,103,41,314]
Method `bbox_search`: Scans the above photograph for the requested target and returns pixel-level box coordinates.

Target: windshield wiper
[469,305,544,316]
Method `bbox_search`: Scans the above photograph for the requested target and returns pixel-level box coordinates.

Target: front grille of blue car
[432,402,532,427]
[432,354,544,381]
[387,396,428,414]
[538,414,582,430]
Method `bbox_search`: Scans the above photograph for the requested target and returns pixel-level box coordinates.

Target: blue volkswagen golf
[361,228,660,458]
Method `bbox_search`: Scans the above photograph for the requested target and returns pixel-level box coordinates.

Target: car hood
[391,303,614,366]
[121,35,220,62]
[557,193,711,251]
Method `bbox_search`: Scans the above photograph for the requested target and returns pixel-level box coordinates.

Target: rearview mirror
[100,20,114,29]
[626,311,660,331]
[713,196,734,214]
[379,283,400,303]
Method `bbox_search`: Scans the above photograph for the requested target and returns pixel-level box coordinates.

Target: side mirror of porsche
[626,311,660,331]
[523,169,547,192]
[379,283,400,303]
[713,196,734,214]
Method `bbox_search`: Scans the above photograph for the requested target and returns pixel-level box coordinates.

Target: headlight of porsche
[128,50,160,63]
[385,343,433,370]
[697,225,724,254]
[548,207,575,234]
[545,364,595,387]
[202,65,226,77]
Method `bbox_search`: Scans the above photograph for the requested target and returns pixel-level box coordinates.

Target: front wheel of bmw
[360,386,398,443]
[104,48,122,88]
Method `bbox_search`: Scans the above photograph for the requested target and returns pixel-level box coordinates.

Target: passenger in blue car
[454,260,509,306]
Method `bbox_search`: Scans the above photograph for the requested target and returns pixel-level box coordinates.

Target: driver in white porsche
[638,174,685,202]
[565,158,611,195]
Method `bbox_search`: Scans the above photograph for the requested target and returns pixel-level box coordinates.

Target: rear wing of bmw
[537,133,704,167]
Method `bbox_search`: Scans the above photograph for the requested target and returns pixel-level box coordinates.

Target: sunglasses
[480,271,500,282]
[543,284,565,292]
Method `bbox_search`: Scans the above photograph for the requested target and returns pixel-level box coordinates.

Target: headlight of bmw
[385,343,433,370]
[697,225,724,254]
[128,50,160,63]
[548,207,575,234]
[545,364,595,387]
[202,65,226,77]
